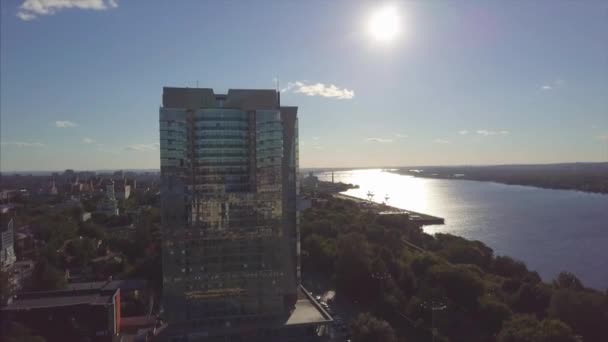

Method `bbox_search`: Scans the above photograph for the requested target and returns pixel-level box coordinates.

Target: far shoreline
[394,171,608,196]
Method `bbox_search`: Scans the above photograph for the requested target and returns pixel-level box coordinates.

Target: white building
[1,216,16,268]
[98,181,119,216]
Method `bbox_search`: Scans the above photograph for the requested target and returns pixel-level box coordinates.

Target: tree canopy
[497,315,578,342]
[350,313,397,342]
[299,195,608,342]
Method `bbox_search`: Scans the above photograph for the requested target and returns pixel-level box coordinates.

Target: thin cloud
[16,12,36,21]
[55,120,77,128]
[82,137,94,144]
[433,139,451,144]
[17,0,119,21]
[282,81,354,99]
[96,143,116,153]
[305,137,323,150]
[395,133,407,138]
[476,130,510,136]
[458,130,469,135]
[540,79,566,91]
[123,143,160,152]
[366,138,393,143]
[1,141,45,148]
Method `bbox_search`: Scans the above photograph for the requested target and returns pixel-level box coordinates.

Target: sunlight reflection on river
[316,169,608,289]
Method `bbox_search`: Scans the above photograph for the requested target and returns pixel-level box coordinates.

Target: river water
[316,169,608,290]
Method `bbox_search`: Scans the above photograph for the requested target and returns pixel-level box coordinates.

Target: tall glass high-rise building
[159,88,326,341]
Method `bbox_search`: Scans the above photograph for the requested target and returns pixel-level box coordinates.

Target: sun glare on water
[368,5,401,42]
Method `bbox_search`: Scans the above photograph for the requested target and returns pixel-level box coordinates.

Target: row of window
[164,270,284,281]
[195,152,249,158]
[195,121,248,129]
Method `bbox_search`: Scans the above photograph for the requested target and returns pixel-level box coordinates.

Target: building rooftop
[67,278,147,292]
[162,87,281,111]
[2,289,116,311]
[284,286,332,326]
[1,279,146,312]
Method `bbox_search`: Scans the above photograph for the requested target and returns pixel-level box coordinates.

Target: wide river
[317,169,608,290]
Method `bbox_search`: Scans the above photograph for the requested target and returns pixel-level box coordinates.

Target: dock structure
[333,193,445,226]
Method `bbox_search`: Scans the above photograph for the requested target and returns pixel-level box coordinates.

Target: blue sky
[1,0,607,171]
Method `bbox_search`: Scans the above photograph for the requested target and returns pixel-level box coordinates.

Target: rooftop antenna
[196,80,199,88]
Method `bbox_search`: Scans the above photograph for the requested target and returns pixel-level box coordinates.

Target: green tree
[31,215,78,249]
[398,263,417,297]
[548,289,608,341]
[552,272,583,291]
[4,322,46,342]
[511,283,552,317]
[82,195,101,212]
[537,319,580,342]
[435,234,494,270]
[30,259,66,291]
[377,247,401,280]
[502,278,522,294]
[497,314,577,342]
[410,252,441,276]
[335,233,372,300]
[492,256,529,279]
[65,238,97,267]
[64,206,83,221]
[301,234,335,275]
[0,268,10,305]
[79,222,106,240]
[478,297,512,336]
[428,264,484,309]
[350,312,397,342]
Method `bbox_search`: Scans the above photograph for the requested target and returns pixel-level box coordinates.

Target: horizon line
[1,161,607,174]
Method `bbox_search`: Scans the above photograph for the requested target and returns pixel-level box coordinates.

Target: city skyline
[2,0,608,171]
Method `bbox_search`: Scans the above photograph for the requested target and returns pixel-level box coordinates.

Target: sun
[368,5,400,42]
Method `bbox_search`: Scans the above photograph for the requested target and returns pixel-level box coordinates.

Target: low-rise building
[1,283,121,342]
[0,190,19,203]
[1,215,16,269]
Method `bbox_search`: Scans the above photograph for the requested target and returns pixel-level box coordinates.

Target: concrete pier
[333,193,445,226]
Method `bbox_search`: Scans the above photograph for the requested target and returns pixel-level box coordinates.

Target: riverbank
[333,193,445,226]
[300,195,608,342]
[392,162,608,195]
[315,169,608,290]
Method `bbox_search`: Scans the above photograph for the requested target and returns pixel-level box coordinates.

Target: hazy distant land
[394,162,608,194]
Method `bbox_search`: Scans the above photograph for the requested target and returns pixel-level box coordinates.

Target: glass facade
[159,88,299,337]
